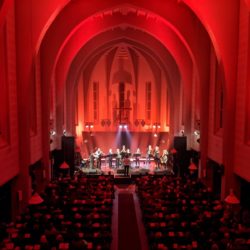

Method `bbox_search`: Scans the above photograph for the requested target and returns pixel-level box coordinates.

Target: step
[114,175,132,184]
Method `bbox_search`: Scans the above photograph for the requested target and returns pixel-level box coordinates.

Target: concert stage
[77,163,173,177]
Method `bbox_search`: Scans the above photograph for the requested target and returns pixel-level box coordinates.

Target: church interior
[1,0,250,249]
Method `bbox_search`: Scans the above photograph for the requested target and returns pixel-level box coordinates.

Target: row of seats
[136,175,250,250]
[1,175,115,250]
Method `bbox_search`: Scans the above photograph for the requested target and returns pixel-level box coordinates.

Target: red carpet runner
[118,193,141,250]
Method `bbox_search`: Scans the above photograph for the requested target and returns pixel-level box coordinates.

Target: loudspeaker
[173,136,187,152]
[173,136,187,177]
[61,136,75,177]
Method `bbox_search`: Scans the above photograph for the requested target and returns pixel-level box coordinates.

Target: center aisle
[118,192,142,250]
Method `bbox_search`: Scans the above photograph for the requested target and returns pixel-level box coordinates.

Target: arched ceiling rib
[64,28,181,107]
[67,28,180,95]
[66,35,179,107]
[64,29,182,132]
[53,10,195,104]
[39,1,212,100]
[38,0,215,138]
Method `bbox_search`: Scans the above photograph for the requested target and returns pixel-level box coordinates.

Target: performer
[123,153,130,176]
[167,152,175,175]
[120,145,127,159]
[116,148,121,168]
[154,145,161,169]
[134,148,141,167]
[94,148,103,169]
[161,149,169,169]
[107,148,113,168]
[146,145,153,168]
[89,152,95,169]
[126,148,131,156]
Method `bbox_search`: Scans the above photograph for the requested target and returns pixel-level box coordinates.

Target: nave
[1,1,250,249]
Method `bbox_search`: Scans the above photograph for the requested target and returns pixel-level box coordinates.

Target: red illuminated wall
[81,132,169,158]
[75,46,169,129]
[0,4,19,186]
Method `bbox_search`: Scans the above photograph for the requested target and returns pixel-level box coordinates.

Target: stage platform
[77,164,172,177]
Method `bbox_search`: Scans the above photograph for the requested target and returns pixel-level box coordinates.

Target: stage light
[85,125,89,128]
[90,125,94,129]
[157,125,161,129]
[50,130,56,136]
[179,129,184,136]
[194,130,200,136]
[124,125,128,129]
[153,125,156,129]
[224,189,240,205]
[154,133,158,137]
[119,125,123,129]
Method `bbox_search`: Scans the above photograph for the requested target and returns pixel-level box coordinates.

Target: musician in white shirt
[146,145,152,168]
[116,148,121,168]
[161,149,169,169]
[154,145,161,169]
[135,148,141,167]
[94,148,103,169]
[108,148,113,168]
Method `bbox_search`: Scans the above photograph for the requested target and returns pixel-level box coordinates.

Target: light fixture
[60,161,69,170]
[194,130,200,136]
[180,129,184,136]
[171,148,177,154]
[118,123,128,129]
[101,119,111,127]
[152,122,160,137]
[224,189,240,205]
[134,119,146,127]
[50,130,56,136]
[152,122,160,126]
[29,192,44,205]
[188,159,197,171]
[134,120,139,126]
[85,122,94,131]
